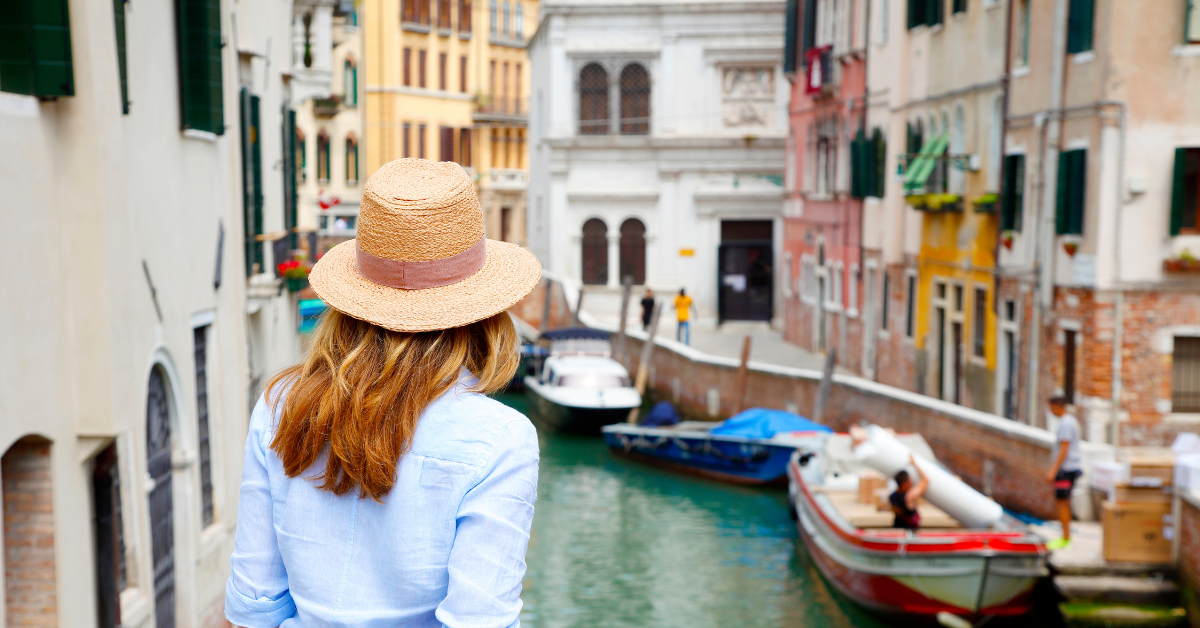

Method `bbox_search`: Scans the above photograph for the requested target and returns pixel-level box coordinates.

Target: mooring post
[628,301,662,424]
[733,335,752,414]
[615,275,633,361]
[813,347,838,425]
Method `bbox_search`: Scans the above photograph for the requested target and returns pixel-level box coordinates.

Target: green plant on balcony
[926,193,962,212]
[278,257,312,292]
[1165,248,1200,273]
[312,95,343,117]
[906,194,929,210]
[973,192,999,214]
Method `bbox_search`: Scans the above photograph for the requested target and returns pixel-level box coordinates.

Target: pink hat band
[355,237,486,290]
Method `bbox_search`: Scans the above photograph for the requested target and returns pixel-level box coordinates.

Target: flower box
[973,193,999,214]
[1164,259,1200,273]
[286,276,310,292]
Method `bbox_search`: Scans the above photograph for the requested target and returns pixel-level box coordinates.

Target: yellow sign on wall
[679,248,695,257]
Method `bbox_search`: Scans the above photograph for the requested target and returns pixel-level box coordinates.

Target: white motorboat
[523,328,641,433]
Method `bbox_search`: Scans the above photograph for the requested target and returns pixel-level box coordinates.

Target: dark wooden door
[92,443,125,628]
[717,244,773,323]
[146,368,175,628]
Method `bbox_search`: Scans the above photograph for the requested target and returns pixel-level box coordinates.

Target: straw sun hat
[309,158,541,332]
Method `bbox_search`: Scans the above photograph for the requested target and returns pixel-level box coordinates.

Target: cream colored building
[0,0,330,626]
[297,2,368,255]
[363,0,535,246]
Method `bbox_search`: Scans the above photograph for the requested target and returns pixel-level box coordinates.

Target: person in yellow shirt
[673,288,695,345]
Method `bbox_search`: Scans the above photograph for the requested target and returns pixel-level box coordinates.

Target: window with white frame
[1173,336,1200,413]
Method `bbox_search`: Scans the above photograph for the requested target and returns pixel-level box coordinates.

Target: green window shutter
[113,0,128,113]
[1055,152,1070,235]
[0,0,75,97]
[283,108,298,251]
[850,131,864,198]
[783,0,799,74]
[802,0,817,62]
[872,128,887,198]
[953,0,966,14]
[1002,154,1025,232]
[1189,0,1200,43]
[240,88,263,276]
[926,0,943,26]
[1170,147,1188,236]
[1067,0,1094,54]
[908,0,923,29]
[1069,149,1086,234]
[178,0,224,134]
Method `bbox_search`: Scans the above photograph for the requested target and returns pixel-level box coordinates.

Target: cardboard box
[1111,483,1172,504]
[1091,461,1129,492]
[1101,501,1172,563]
[858,470,887,504]
[1176,453,1200,492]
[1128,455,1174,486]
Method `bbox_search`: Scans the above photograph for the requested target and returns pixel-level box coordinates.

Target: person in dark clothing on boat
[640,289,655,330]
[890,454,929,530]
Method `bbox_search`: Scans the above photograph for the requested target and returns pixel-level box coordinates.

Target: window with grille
[1173,337,1200,413]
[582,218,609,285]
[579,63,609,135]
[193,325,214,528]
[619,63,650,135]
[619,218,646,284]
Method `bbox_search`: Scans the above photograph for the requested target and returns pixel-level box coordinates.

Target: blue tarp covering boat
[601,407,831,485]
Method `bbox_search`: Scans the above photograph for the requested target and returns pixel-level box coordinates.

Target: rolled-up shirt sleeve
[436,418,540,628]
[225,397,296,628]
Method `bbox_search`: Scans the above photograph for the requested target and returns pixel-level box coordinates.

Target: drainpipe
[1106,101,1128,446]
[993,0,1014,314]
[1027,0,1070,427]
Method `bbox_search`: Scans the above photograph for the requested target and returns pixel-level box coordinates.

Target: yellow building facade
[364,0,534,245]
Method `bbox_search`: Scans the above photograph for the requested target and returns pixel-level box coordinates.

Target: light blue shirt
[225,374,539,628]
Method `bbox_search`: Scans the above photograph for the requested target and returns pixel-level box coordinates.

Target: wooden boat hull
[788,457,1046,619]
[602,426,800,484]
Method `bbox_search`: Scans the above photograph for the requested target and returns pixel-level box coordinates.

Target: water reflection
[499,393,886,628]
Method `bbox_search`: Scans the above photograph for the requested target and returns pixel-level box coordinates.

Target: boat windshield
[556,374,630,388]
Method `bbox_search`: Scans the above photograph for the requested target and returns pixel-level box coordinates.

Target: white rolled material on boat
[852,425,1003,529]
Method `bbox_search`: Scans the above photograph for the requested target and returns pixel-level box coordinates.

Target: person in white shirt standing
[1045,397,1082,550]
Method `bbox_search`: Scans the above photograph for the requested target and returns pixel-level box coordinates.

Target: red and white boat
[787,433,1048,620]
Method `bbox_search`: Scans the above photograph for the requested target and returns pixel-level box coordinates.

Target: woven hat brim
[309,239,542,332]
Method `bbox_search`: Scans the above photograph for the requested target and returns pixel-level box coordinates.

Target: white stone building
[527,0,787,325]
[0,0,329,626]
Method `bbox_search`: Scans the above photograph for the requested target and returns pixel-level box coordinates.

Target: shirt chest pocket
[419,456,473,494]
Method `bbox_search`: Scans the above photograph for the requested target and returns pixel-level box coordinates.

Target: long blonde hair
[266,309,519,500]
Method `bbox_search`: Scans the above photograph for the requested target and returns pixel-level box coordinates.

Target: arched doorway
[146,366,176,628]
[581,218,608,285]
[618,218,646,285]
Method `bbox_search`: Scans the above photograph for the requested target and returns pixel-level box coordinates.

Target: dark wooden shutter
[802,0,817,60]
[113,0,129,112]
[403,48,411,86]
[1001,154,1025,232]
[783,0,799,75]
[850,129,866,198]
[177,0,224,134]
[926,0,943,26]
[460,55,468,92]
[283,108,297,250]
[953,0,966,14]
[1170,147,1189,236]
[1056,150,1086,235]
[1067,0,1094,53]
[418,50,427,87]
[907,0,923,29]
[872,128,887,198]
[439,53,447,90]
[240,88,263,276]
[459,127,472,166]
[1055,151,1070,235]
[440,126,455,161]
[0,0,74,97]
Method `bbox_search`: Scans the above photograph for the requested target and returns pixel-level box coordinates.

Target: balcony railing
[485,169,528,190]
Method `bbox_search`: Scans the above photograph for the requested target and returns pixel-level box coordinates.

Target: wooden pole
[572,284,585,327]
[813,347,838,425]
[615,275,633,360]
[732,335,753,414]
[627,301,662,424]
[540,279,552,332]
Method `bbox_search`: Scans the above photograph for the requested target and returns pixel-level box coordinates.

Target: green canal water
[497,393,890,628]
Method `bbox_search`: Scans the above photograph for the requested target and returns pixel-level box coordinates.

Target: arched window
[581,218,608,285]
[619,63,650,135]
[578,63,609,135]
[317,131,331,182]
[489,0,497,33]
[344,57,357,107]
[502,1,510,34]
[345,133,359,184]
[618,218,646,284]
[515,1,523,38]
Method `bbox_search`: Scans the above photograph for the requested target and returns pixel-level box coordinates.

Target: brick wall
[3,436,57,627]
[508,278,575,331]
[616,332,1063,519]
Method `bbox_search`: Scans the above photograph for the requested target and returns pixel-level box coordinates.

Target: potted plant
[906,194,929,210]
[1001,229,1016,250]
[973,193,999,213]
[926,193,962,212]
[1061,235,1081,257]
[278,257,311,292]
[1164,248,1200,273]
